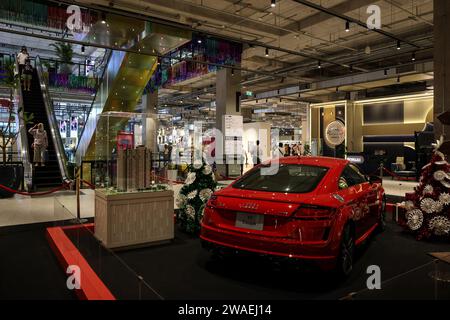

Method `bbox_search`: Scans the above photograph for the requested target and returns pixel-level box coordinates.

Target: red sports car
[200,156,385,276]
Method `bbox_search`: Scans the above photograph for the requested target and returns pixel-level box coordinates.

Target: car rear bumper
[200,224,338,270]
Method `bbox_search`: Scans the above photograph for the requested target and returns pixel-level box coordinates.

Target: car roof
[272,156,349,169]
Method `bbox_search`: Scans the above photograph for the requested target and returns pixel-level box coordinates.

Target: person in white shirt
[17,46,29,75]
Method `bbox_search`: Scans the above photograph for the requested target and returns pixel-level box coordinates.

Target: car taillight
[293,205,335,219]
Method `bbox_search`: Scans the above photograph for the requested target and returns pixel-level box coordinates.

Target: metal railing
[35,56,70,183]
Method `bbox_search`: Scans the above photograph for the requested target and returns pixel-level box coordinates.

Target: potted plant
[0,61,34,197]
[50,41,74,74]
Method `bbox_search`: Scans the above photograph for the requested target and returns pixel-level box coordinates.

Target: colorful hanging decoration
[145,34,242,93]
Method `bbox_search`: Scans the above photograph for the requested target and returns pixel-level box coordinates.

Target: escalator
[21,68,63,190]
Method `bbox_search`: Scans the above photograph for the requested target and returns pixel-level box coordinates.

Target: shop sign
[325,120,346,146]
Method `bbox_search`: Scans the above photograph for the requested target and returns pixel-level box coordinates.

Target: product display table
[95,189,174,249]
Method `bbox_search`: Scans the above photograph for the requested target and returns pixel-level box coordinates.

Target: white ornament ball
[420,198,436,214]
[199,188,213,202]
[176,194,187,208]
[406,209,424,231]
[433,170,447,181]
[423,184,434,195]
[185,205,196,219]
[439,192,450,205]
[429,216,450,236]
[185,172,196,185]
[187,190,198,200]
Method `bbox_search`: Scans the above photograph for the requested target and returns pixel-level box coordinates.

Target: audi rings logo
[239,202,259,210]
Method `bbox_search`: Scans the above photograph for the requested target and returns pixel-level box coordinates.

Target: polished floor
[1,220,449,300]
[0,179,416,227]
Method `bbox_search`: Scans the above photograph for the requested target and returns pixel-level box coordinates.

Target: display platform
[95,188,174,249]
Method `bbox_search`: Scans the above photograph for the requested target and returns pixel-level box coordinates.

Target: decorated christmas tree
[402,137,450,240]
[177,161,217,234]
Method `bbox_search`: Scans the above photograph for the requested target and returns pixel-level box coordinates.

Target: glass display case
[92,111,169,193]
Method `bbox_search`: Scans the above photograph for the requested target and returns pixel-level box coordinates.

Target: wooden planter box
[95,189,174,249]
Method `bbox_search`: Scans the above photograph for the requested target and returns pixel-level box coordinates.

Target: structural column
[215,68,242,176]
[434,0,450,141]
[143,89,158,152]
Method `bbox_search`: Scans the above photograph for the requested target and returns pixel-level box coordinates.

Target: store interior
[1,0,450,301]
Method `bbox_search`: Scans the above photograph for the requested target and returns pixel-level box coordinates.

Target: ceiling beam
[291,0,421,49]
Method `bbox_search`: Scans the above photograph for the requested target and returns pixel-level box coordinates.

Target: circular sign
[325,120,346,146]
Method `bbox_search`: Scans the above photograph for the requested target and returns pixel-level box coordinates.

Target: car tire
[335,224,355,277]
[377,195,387,233]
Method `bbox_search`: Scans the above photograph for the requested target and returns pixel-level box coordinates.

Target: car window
[233,164,329,193]
[339,164,366,189]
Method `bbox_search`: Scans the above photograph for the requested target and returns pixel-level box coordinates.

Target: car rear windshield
[233,164,329,193]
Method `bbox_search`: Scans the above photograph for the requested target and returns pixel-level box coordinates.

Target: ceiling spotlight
[197,39,202,44]
[196,96,200,100]
[364,45,371,55]
[271,0,276,8]
[265,48,269,57]
[397,40,401,50]
[231,68,234,76]
[345,21,350,32]
[336,87,339,92]
[317,61,321,69]
[412,52,416,61]
[384,69,388,76]
[81,45,85,53]
[397,76,401,83]
[101,12,106,24]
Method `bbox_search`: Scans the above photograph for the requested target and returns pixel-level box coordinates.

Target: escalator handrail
[75,50,112,156]
[14,60,33,191]
[35,56,71,183]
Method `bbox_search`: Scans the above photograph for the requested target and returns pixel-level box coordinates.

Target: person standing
[17,46,29,76]
[29,123,48,167]
[22,59,33,91]
[277,142,284,157]
[251,140,262,167]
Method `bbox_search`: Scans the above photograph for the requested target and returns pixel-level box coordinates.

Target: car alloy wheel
[338,225,355,277]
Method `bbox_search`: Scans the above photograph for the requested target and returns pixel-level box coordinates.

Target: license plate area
[235,212,264,231]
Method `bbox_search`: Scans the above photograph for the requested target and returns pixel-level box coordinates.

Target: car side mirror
[369,175,382,184]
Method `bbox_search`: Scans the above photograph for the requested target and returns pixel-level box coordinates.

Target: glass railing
[35,56,70,182]
[52,194,167,299]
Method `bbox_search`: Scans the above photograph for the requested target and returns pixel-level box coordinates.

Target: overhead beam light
[271,0,276,8]
[345,21,350,32]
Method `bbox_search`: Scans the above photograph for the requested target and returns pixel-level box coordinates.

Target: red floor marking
[46,225,115,300]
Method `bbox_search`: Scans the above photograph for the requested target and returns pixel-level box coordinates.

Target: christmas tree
[402,137,450,240]
[177,161,217,234]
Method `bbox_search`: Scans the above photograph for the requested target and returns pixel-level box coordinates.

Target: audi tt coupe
[200,156,385,276]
